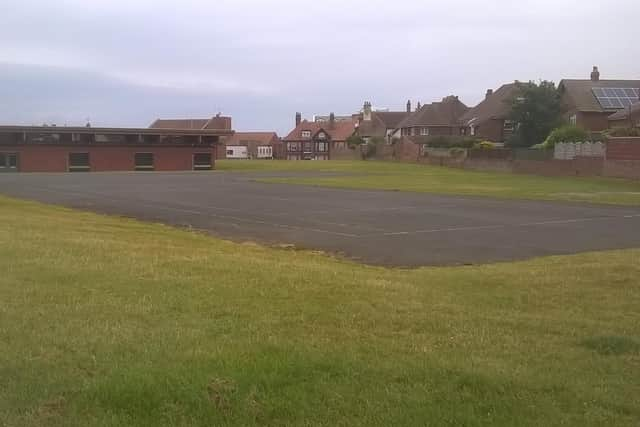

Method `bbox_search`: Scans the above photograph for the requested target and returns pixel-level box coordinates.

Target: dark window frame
[134,152,154,171]
[193,152,212,171]
[68,152,90,172]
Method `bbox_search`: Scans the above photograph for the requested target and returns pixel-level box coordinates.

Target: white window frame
[420,127,429,136]
[301,130,311,138]
[569,114,577,126]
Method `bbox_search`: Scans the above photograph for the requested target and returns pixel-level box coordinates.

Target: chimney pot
[591,66,600,82]
[363,101,372,121]
[406,100,411,113]
[486,89,493,99]
[295,112,302,127]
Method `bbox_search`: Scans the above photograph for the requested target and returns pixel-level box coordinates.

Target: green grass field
[1,195,639,426]
[217,160,640,205]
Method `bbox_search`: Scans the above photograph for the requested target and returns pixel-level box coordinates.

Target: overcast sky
[0,0,638,134]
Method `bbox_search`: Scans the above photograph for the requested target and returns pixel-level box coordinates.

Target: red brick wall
[603,160,640,179]
[0,145,214,172]
[606,138,640,160]
[395,139,421,161]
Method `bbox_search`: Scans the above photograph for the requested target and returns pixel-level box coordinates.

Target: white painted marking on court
[18,185,361,238]
[373,214,640,237]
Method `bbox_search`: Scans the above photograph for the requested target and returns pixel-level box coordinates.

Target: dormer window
[317,132,326,139]
[301,130,311,138]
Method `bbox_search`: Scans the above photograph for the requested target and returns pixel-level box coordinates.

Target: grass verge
[1,195,639,426]
[217,160,640,205]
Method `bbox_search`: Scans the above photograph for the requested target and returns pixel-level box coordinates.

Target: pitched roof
[375,111,411,129]
[608,102,640,121]
[357,111,411,137]
[283,119,356,141]
[398,96,468,128]
[225,131,279,145]
[559,79,640,113]
[149,115,233,130]
[460,83,519,125]
[149,118,210,130]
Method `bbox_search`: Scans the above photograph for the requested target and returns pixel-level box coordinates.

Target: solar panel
[592,87,640,110]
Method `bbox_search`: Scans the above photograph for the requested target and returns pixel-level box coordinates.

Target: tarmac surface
[1,171,640,266]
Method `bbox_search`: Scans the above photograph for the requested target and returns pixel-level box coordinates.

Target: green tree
[506,80,564,147]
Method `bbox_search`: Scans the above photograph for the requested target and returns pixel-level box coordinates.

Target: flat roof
[0,125,234,136]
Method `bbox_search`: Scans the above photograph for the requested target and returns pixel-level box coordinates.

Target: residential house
[218,131,282,159]
[460,84,519,142]
[558,66,640,131]
[608,102,640,129]
[355,101,412,143]
[283,112,356,160]
[397,96,469,138]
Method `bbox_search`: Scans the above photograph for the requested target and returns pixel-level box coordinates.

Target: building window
[301,130,311,138]
[420,127,429,136]
[317,132,326,139]
[68,152,90,172]
[316,142,328,152]
[569,114,577,125]
[226,149,234,156]
[503,120,515,132]
[303,141,313,152]
[193,153,212,170]
[134,152,154,171]
[287,142,300,152]
[470,126,476,136]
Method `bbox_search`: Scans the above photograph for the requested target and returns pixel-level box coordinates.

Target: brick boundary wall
[606,137,640,161]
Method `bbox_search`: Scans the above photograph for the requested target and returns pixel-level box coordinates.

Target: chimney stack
[416,102,421,111]
[486,89,493,99]
[329,112,335,129]
[363,101,372,121]
[591,66,600,82]
[295,112,301,127]
[406,100,411,113]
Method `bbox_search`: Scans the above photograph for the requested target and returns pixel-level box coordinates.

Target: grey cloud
[0,0,638,134]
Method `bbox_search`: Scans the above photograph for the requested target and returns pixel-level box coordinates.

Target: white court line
[375,214,640,237]
[19,185,360,238]
[10,184,640,240]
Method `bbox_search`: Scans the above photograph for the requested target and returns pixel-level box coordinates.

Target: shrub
[346,135,365,149]
[425,136,480,148]
[370,136,386,146]
[473,141,496,150]
[449,147,466,157]
[603,127,640,138]
[543,125,589,148]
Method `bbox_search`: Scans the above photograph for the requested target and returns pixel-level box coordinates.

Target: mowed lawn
[217,160,640,205]
[1,196,639,426]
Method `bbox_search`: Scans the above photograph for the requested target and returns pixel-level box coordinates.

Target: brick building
[0,124,232,173]
[608,103,640,129]
[218,132,282,159]
[283,113,356,160]
[558,66,640,132]
[354,101,412,143]
[460,83,519,142]
[397,96,468,138]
